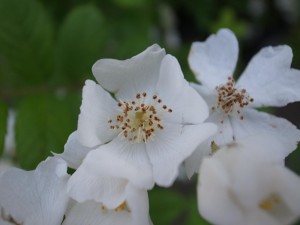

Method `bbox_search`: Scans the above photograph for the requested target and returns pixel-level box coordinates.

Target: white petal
[184,140,210,179]
[230,108,300,155]
[270,165,300,223]
[198,158,245,225]
[68,167,128,208]
[68,139,154,207]
[125,184,151,225]
[0,218,13,225]
[237,45,300,107]
[155,55,208,124]
[191,82,218,108]
[208,112,234,146]
[188,29,239,89]
[184,111,234,178]
[92,44,166,100]
[63,201,132,225]
[54,131,92,169]
[77,80,118,147]
[146,122,217,187]
[0,157,69,225]
[64,185,151,225]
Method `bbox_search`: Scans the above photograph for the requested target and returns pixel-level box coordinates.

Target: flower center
[259,193,280,211]
[212,77,253,120]
[99,201,131,213]
[109,92,172,143]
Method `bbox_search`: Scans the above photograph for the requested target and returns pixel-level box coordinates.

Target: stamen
[109,92,172,143]
[213,77,254,120]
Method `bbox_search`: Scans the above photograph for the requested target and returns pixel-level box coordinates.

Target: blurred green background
[0,0,300,224]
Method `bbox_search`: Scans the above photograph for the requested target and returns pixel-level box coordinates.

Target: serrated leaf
[0,100,8,156]
[15,94,76,169]
[0,0,54,88]
[55,5,106,83]
[149,187,187,225]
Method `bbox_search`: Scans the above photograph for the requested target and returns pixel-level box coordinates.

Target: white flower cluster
[1,28,300,225]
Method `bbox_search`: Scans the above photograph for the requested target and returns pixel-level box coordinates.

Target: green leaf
[108,11,153,58]
[15,94,76,169]
[111,0,149,8]
[55,4,106,83]
[186,197,212,225]
[149,187,187,225]
[0,100,8,156]
[0,0,54,87]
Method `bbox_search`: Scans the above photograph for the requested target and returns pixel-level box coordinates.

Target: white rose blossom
[185,28,300,177]
[63,184,152,225]
[65,44,217,206]
[198,140,300,225]
[0,157,70,225]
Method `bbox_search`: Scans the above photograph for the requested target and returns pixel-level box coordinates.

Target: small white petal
[199,145,300,225]
[270,166,300,218]
[198,158,244,225]
[64,185,151,225]
[77,80,118,147]
[184,110,234,179]
[184,140,211,179]
[67,166,128,208]
[155,55,209,124]
[188,29,239,89]
[0,157,69,225]
[125,184,152,225]
[230,108,300,155]
[191,83,218,107]
[68,139,154,207]
[92,44,166,100]
[146,122,217,187]
[237,45,300,107]
[63,201,132,225]
[54,131,92,169]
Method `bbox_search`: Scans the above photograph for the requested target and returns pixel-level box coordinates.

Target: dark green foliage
[0,0,54,88]
[15,94,76,169]
[0,100,7,156]
[55,5,106,84]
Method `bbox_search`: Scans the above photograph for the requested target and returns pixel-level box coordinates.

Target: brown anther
[157,99,162,103]
[168,109,172,113]
[240,116,244,120]
[118,102,122,107]
[163,105,167,109]
[142,92,147,97]
[131,101,135,105]
[108,119,112,123]
[136,94,141,99]
[153,95,157,100]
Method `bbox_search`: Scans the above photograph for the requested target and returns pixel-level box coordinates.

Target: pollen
[212,77,254,120]
[259,193,280,211]
[114,201,130,212]
[109,92,172,143]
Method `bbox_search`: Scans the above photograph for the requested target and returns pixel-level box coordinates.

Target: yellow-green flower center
[109,92,172,143]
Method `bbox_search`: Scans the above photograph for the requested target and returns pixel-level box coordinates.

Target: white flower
[185,28,300,177]
[0,157,70,225]
[66,44,217,206]
[63,185,151,225]
[198,141,300,225]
